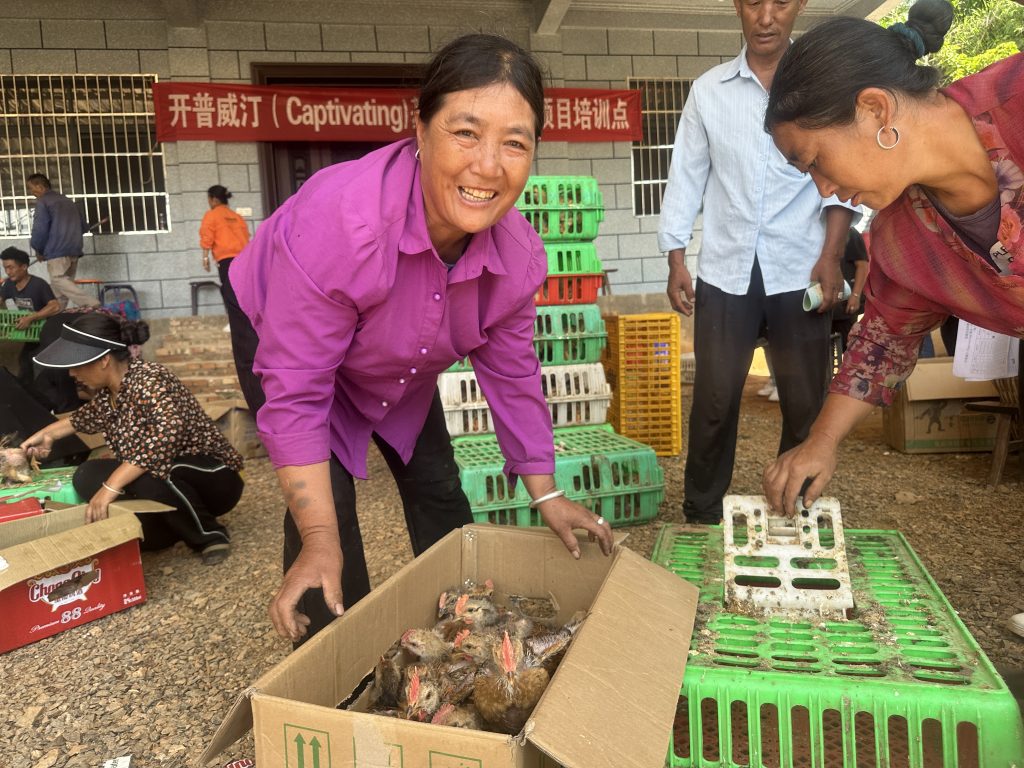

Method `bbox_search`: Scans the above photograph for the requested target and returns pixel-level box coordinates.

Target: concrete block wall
[538,26,741,294]
[0,6,741,315]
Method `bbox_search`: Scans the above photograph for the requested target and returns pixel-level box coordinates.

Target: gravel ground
[4,376,1023,768]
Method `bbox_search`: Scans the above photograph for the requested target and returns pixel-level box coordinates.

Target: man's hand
[666,249,695,315]
[536,496,614,559]
[15,315,34,330]
[809,255,843,313]
[269,532,345,643]
[845,293,862,316]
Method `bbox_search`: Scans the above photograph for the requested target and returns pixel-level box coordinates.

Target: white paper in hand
[952,321,1020,381]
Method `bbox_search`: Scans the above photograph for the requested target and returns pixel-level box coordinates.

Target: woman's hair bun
[907,0,954,55]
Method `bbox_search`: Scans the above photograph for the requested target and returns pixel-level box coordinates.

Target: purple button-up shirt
[231,138,555,480]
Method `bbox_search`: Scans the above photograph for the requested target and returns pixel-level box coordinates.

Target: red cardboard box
[0,500,169,654]
[0,498,44,524]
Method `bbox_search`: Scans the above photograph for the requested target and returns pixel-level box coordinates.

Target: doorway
[251,63,423,214]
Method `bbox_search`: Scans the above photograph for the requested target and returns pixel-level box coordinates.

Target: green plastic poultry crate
[651,523,1024,767]
[453,424,663,527]
[520,208,603,242]
[0,309,44,342]
[447,305,607,372]
[0,467,84,505]
[517,176,603,209]
[544,242,603,275]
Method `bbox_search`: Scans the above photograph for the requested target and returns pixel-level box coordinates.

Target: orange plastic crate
[535,273,603,306]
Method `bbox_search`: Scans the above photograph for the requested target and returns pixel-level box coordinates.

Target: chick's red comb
[454,593,470,617]
[409,670,420,703]
[438,592,448,612]
[501,631,515,672]
[431,703,454,724]
[453,628,470,648]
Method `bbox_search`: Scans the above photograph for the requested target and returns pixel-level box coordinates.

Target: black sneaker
[200,542,230,566]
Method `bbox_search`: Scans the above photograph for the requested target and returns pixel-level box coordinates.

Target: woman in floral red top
[22,313,244,565]
[761,0,1024,630]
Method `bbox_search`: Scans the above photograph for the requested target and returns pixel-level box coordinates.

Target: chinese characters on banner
[152,82,642,143]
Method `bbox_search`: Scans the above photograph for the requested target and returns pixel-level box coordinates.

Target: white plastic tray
[721,495,854,621]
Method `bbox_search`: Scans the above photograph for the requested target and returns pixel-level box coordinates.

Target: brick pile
[153,316,244,405]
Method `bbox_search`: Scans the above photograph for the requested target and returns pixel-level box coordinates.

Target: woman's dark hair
[418,33,545,139]
[765,0,954,131]
[207,184,231,204]
[70,312,150,361]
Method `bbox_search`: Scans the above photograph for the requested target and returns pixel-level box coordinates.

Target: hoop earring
[415,148,421,160]
[877,126,900,150]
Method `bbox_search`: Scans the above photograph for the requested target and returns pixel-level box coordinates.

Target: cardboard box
[884,357,1000,453]
[0,500,171,654]
[204,399,267,460]
[204,525,698,768]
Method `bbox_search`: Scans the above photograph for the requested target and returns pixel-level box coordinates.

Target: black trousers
[284,392,473,642]
[73,455,244,552]
[684,259,829,522]
[219,257,266,416]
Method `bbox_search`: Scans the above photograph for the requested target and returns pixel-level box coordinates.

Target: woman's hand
[846,293,862,315]
[270,532,345,643]
[762,432,840,515]
[86,484,121,523]
[20,432,54,461]
[536,495,614,559]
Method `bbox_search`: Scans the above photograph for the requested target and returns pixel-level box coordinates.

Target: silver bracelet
[528,489,565,509]
[102,481,125,496]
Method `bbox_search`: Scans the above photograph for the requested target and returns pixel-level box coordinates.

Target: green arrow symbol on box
[310,736,322,768]
[294,733,306,768]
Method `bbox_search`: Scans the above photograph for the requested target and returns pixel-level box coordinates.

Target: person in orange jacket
[199,184,250,306]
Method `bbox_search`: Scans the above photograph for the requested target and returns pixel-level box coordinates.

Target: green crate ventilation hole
[453,425,663,528]
[651,524,1024,767]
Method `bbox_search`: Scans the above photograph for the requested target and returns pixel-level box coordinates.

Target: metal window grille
[628,78,691,217]
[0,74,169,238]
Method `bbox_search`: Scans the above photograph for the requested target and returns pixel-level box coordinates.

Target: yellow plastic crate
[603,313,682,456]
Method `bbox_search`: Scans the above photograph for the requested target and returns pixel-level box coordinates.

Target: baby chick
[399,665,442,722]
[431,702,483,730]
[472,631,549,735]
[367,640,414,711]
[400,628,454,664]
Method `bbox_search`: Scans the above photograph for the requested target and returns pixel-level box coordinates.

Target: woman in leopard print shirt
[22,312,244,566]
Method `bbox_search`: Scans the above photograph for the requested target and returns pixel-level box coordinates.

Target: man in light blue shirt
[658,0,855,523]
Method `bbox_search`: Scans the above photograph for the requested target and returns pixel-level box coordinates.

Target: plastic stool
[190,280,220,316]
[100,284,141,320]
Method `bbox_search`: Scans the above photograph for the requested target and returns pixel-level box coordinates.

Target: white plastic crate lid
[722,495,853,621]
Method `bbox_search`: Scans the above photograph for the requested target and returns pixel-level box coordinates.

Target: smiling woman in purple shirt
[232,33,615,643]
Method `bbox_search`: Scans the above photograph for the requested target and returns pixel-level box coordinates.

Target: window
[629,78,691,217]
[0,74,169,237]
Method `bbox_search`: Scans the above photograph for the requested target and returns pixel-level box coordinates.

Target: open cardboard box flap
[203,525,698,768]
[0,499,174,591]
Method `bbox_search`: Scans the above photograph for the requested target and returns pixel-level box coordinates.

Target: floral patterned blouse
[832,53,1024,406]
[70,358,243,479]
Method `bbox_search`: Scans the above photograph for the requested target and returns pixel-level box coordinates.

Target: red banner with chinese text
[152,82,641,143]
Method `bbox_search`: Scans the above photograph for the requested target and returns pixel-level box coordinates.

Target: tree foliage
[881,0,1024,81]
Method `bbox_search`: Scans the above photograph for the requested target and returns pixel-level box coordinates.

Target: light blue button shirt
[657,47,857,296]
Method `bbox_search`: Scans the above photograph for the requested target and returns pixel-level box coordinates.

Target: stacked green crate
[651,523,1024,766]
[453,424,663,528]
